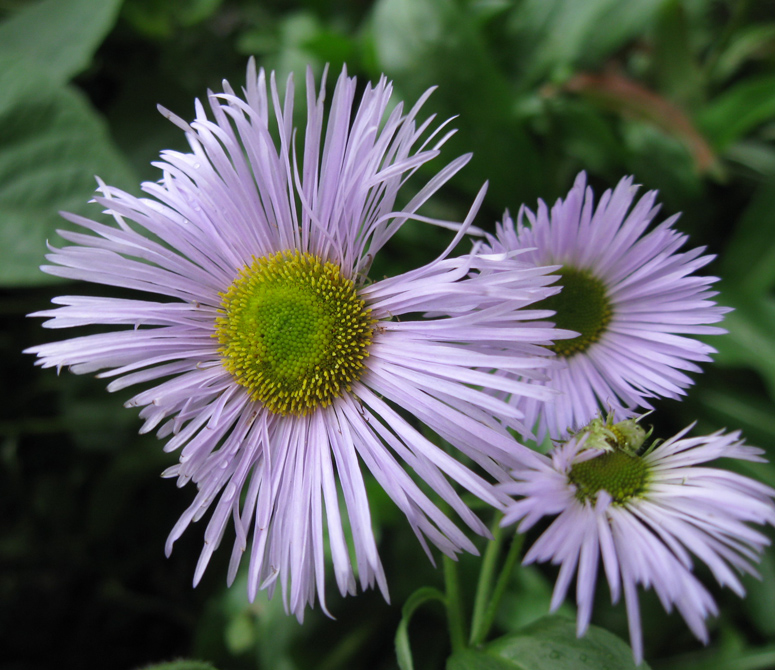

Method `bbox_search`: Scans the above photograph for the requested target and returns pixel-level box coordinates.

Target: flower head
[501,413,775,663]
[487,172,729,440]
[26,62,564,618]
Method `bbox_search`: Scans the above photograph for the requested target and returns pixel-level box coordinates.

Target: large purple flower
[501,414,775,663]
[26,62,564,618]
[487,172,729,440]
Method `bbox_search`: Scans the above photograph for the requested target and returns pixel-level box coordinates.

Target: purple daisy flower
[501,414,775,663]
[26,62,564,618]
[487,172,729,440]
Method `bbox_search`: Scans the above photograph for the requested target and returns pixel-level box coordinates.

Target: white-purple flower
[501,414,775,663]
[486,172,729,440]
[26,62,565,619]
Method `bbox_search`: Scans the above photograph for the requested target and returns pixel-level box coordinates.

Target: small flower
[487,172,729,440]
[501,414,775,663]
[26,62,564,618]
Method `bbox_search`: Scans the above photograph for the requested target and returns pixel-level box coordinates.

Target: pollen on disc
[215,250,375,416]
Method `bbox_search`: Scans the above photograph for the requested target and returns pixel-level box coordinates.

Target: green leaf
[711,23,775,85]
[692,387,775,467]
[505,0,670,86]
[123,0,224,39]
[721,176,775,294]
[370,0,541,209]
[447,615,649,670]
[396,587,447,670]
[447,650,517,670]
[651,0,703,110]
[0,59,137,287]
[0,0,124,84]
[698,75,775,152]
[712,290,775,400]
[655,644,775,670]
[742,549,775,638]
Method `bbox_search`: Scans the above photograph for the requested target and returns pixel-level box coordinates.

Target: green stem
[471,532,525,647]
[469,517,505,646]
[443,555,467,654]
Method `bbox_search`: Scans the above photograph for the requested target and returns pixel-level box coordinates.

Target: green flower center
[538,267,612,357]
[568,449,649,504]
[215,250,375,416]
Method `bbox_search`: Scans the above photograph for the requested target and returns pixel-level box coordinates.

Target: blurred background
[3,0,775,668]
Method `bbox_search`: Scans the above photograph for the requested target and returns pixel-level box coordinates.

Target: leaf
[395,587,447,670]
[692,387,775,468]
[651,1,704,109]
[447,650,517,670]
[724,139,775,177]
[0,0,123,84]
[655,645,775,670]
[123,0,224,38]
[0,59,137,287]
[720,176,775,294]
[711,23,775,85]
[505,0,671,86]
[126,0,224,34]
[370,0,541,209]
[698,75,775,152]
[496,566,576,633]
[447,615,649,670]
[562,71,717,174]
[741,549,775,638]
[712,290,775,400]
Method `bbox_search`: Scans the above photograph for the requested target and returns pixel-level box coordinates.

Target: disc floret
[216,250,375,416]
[540,267,612,357]
[568,413,652,504]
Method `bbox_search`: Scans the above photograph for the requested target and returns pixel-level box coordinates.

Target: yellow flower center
[215,250,375,416]
[569,449,650,504]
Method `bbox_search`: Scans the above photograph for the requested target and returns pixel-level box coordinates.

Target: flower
[501,413,775,663]
[486,172,729,440]
[26,61,565,619]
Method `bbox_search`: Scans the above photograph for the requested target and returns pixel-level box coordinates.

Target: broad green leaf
[447,615,649,670]
[698,75,775,152]
[447,650,516,670]
[396,586,447,670]
[0,59,137,286]
[496,565,575,633]
[0,0,123,84]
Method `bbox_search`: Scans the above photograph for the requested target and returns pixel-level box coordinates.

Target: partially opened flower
[501,413,775,663]
[26,62,565,618]
[487,172,729,440]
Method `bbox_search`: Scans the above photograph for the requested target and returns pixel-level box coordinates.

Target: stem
[443,555,467,654]
[469,517,505,646]
[471,532,525,647]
